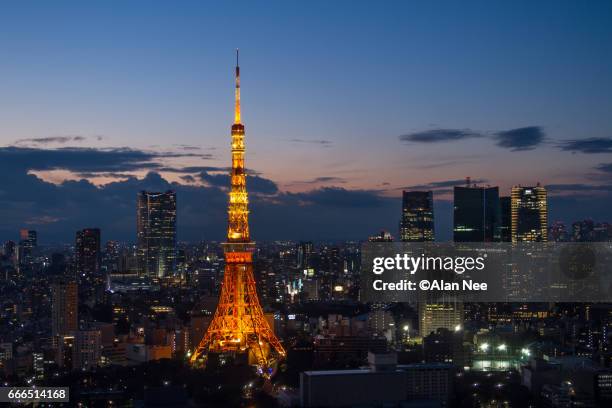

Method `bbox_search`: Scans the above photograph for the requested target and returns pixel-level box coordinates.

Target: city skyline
[1,1,611,241]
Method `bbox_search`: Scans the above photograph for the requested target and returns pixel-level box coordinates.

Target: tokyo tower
[190,51,286,372]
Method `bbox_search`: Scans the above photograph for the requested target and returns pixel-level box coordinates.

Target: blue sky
[0,1,611,241]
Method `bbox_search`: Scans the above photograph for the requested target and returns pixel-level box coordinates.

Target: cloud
[0,146,212,173]
[405,178,487,190]
[546,183,612,192]
[399,129,481,144]
[1,147,611,243]
[399,126,545,151]
[290,176,347,185]
[14,136,87,145]
[292,187,386,208]
[595,163,612,173]
[199,171,278,195]
[288,139,333,147]
[494,126,545,151]
[559,138,612,153]
[0,158,397,242]
[172,144,204,151]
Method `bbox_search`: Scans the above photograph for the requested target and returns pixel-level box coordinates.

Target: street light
[479,342,489,352]
[497,344,507,351]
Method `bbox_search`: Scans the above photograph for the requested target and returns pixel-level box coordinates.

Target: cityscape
[1,2,612,407]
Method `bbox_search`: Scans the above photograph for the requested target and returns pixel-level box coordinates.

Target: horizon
[1,1,611,241]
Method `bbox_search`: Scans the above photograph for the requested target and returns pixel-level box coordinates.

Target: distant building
[51,280,78,339]
[300,352,453,407]
[419,302,463,338]
[75,228,101,282]
[549,221,569,242]
[3,241,16,260]
[511,185,547,242]
[400,191,435,242]
[75,326,102,371]
[500,196,512,242]
[572,219,612,242]
[454,184,500,242]
[297,241,314,269]
[368,230,393,242]
[102,240,120,274]
[137,191,177,277]
[17,229,37,272]
[423,328,470,367]
[313,336,388,367]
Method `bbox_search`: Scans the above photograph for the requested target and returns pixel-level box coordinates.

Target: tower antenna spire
[234,49,240,124]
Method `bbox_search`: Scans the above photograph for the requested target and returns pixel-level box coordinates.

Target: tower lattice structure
[190,51,285,369]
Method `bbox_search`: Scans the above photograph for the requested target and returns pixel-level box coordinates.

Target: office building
[52,280,78,348]
[301,352,453,407]
[500,196,512,242]
[419,302,463,337]
[137,191,177,277]
[400,191,435,242]
[511,185,547,242]
[453,184,500,242]
[297,241,314,269]
[75,326,102,371]
[75,228,101,282]
[17,229,37,272]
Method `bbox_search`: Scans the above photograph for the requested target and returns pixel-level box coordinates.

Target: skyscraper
[500,196,512,242]
[137,191,177,277]
[453,184,501,242]
[75,228,101,282]
[511,185,547,242]
[190,51,285,371]
[297,241,314,269]
[400,191,435,242]
[52,280,78,338]
[18,229,37,272]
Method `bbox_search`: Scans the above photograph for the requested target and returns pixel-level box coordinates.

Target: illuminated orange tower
[190,50,285,371]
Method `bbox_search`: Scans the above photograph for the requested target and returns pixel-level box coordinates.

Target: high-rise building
[297,241,314,269]
[102,240,120,274]
[500,196,512,242]
[550,221,569,242]
[3,240,16,259]
[453,184,501,242]
[511,185,547,242]
[52,280,78,339]
[137,191,177,277]
[18,229,37,272]
[75,228,101,282]
[75,325,102,371]
[19,228,37,248]
[190,51,285,370]
[400,191,434,242]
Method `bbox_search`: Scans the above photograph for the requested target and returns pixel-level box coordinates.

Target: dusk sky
[1,1,611,242]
